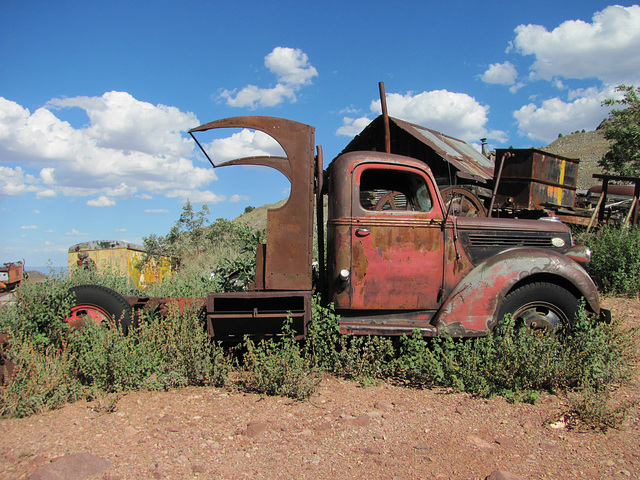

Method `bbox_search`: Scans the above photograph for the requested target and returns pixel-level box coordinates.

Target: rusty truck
[0,262,24,293]
[68,116,608,338]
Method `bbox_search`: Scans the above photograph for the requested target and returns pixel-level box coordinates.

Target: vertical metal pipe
[379,82,391,154]
[315,146,326,299]
[488,151,512,217]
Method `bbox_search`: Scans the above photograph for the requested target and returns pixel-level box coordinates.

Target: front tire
[67,285,135,334]
[498,282,579,331]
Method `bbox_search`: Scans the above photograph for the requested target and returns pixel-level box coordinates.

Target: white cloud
[513,86,616,142]
[513,5,640,84]
[206,129,284,163]
[219,47,318,109]
[115,228,127,232]
[86,195,116,207]
[264,47,318,85]
[66,228,88,236]
[480,61,518,85]
[20,225,37,230]
[336,116,373,137]
[229,194,249,203]
[145,209,169,213]
[0,166,38,196]
[165,189,226,203]
[0,93,220,202]
[369,90,506,143]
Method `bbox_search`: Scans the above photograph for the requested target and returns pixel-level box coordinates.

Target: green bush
[68,302,231,392]
[390,306,635,425]
[1,279,231,416]
[0,271,635,431]
[577,225,640,296]
[304,300,394,384]
[142,214,265,297]
[0,276,73,349]
[241,320,320,399]
[1,340,81,418]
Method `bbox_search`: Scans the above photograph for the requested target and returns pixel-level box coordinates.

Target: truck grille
[468,233,553,248]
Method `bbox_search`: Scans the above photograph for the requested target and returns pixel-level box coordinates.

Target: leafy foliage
[599,85,640,176]
[0,340,81,418]
[1,278,231,417]
[241,320,320,399]
[140,203,265,297]
[576,225,640,296]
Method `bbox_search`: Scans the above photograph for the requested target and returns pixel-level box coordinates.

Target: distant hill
[233,199,287,230]
[542,129,611,190]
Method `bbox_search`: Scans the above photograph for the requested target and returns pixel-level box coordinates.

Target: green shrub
[137,303,231,389]
[304,300,342,369]
[68,302,231,392]
[390,306,635,422]
[0,276,73,349]
[241,320,320,399]
[304,300,394,384]
[577,225,640,296]
[0,340,81,418]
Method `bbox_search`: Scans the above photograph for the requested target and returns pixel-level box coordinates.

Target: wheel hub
[514,302,566,331]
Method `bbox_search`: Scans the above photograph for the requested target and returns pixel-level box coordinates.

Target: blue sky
[2,1,639,268]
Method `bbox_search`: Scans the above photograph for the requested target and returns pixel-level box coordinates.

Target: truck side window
[359,169,432,212]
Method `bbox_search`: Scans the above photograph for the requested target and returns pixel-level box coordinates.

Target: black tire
[498,282,579,331]
[68,284,135,334]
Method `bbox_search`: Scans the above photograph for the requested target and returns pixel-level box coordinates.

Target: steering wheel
[375,191,409,211]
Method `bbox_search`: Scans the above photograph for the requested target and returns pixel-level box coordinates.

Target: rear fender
[435,248,601,336]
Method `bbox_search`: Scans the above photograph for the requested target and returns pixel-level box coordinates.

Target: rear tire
[67,285,135,334]
[498,282,579,331]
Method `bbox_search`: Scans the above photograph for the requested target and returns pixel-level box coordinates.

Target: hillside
[233,199,287,230]
[542,129,611,190]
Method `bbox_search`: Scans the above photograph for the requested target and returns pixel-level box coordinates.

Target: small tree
[599,85,640,176]
[165,200,211,255]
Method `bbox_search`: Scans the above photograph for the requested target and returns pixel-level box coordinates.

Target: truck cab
[325,150,598,336]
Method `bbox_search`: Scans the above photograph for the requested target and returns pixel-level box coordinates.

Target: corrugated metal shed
[338,115,494,186]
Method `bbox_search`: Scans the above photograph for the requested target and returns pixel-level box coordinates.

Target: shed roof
[339,115,494,185]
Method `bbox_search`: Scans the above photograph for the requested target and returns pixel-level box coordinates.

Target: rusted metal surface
[441,186,487,217]
[435,247,601,335]
[493,149,579,210]
[326,148,601,337]
[592,174,640,226]
[188,117,318,338]
[379,82,391,154]
[0,261,23,292]
[205,291,311,339]
[124,295,205,317]
[190,117,316,292]
[340,115,494,186]
[65,114,606,341]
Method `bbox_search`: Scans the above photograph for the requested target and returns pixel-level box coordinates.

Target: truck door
[349,163,445,311]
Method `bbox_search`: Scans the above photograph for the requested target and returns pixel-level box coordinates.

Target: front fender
[434,248,601,336]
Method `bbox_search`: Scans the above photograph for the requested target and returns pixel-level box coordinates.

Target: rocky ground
[1,296,638,480]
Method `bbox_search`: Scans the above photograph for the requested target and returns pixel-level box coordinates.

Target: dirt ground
[1,297,638,480]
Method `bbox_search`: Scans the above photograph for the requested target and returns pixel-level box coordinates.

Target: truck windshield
[359,169,432,212]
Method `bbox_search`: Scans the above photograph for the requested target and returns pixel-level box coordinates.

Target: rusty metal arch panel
[190,116,315,290]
